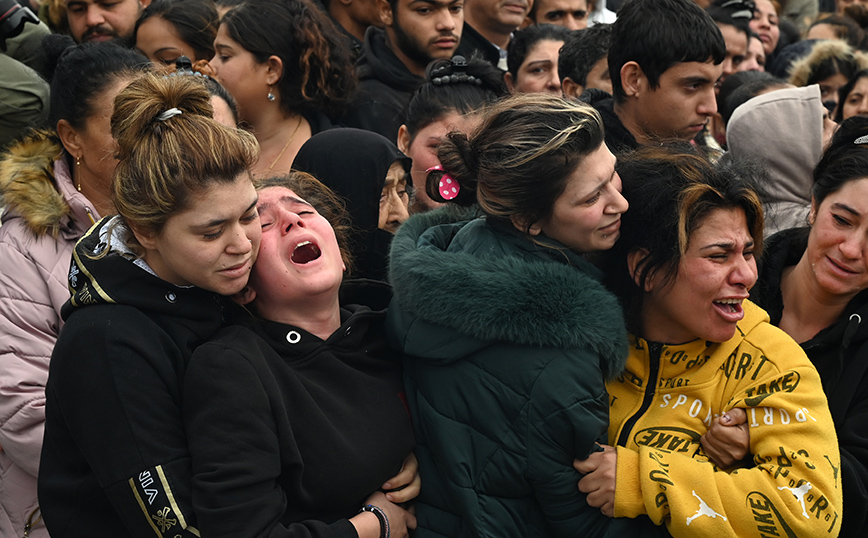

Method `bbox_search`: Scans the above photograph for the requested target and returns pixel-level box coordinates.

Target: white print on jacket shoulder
[658,394,714,426]
[748,407,817,427]
[778,482,812,518]
[686,490,727,526]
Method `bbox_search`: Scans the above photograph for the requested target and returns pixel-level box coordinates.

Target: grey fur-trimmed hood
[388,208,628,377]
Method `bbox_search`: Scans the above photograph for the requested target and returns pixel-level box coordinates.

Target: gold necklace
[266,117,303,173]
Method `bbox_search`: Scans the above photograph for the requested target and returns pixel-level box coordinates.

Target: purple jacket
[0,131,99,538]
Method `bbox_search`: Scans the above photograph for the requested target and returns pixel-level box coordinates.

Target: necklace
[266,117,303,173]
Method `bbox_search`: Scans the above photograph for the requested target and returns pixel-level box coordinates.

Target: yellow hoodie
[607,300,842,538]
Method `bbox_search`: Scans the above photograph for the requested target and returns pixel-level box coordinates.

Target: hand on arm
[381,452,420,503]
[350,491,417,538]
[700,407,750,470]
[574,444,617,517]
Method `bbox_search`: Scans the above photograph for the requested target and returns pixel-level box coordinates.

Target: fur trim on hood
[0,130,67,237]
[389,208,628,377]
[789,39,868,88]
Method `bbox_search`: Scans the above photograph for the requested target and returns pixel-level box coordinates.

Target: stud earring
[267,88,275,102]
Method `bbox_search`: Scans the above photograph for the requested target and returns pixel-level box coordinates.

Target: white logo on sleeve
[686,490,728,526]
[778,482,812,518]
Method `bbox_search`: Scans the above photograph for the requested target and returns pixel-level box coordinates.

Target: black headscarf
[293,128,411,281]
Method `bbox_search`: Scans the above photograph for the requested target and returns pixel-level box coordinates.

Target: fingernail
[383,482,392,489]
[722,414,731,424]
[385,493,394,502]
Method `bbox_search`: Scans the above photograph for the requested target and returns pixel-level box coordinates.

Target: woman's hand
[351,491,417,538]
[701,408,751,470]
[382,452,421,503]
[573,444,617,517]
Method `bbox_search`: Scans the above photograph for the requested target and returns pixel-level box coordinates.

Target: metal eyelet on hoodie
[165,292,178,303]
[286,331,301,344]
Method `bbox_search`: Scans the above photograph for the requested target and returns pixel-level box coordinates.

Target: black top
[183,282,415,538]
[581,89,639,154]
[40,216,225,537]
[751,227,868,538]
[342,27,423,143]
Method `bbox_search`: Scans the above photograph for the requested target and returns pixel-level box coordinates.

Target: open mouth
[713,298,744,316]
[291,241,322,264]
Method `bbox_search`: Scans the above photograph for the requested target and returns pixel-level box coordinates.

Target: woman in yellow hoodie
[576,145,843,538]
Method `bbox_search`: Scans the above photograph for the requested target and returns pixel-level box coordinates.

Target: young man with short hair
[559,23,612,98]
[343,0,463,142]
[583,0,725,152]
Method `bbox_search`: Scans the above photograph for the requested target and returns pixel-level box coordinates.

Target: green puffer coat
[387,209,662,538]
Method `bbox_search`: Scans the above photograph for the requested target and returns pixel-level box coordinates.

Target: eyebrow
[580,169,616,201]
[681,76,713,85]
[699,239,755,251]
[214,43,233,53]
[525,60,553,68]
[257,194,312,214]
[194,197,258,229]
[831,202,861,216]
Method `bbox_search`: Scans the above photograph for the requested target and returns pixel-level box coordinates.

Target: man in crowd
[63,0,149,43]
[523,0,589,30]
[559,23,612,98]
[457,0,530,70]
[582,0,725,152]
[343,0,463,141]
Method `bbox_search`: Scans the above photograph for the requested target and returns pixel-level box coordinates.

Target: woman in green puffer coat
[386,94,664,538]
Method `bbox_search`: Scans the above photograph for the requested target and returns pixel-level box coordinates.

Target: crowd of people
[1,0,868,535]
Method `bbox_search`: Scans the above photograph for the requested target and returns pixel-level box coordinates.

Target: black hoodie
[39,216,227,538]
[751,227,868,538]
[341,27,423,143]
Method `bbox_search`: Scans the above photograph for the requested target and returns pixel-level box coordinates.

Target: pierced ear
[56,119,83,160]
[378,0,393,26]
[265,55,283,85]
[232,284,257,305]
[561,78,583,99]
[397,124,411,154]
[620,61,645,98]
[627,248,652,291]
[504,72,516,93]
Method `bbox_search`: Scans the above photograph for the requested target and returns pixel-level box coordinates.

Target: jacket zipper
[616,341,662,447]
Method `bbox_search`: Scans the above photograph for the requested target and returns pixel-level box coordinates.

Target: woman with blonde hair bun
[38,72,262,537]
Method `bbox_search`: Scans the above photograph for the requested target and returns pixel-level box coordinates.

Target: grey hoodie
[727,84,825,237]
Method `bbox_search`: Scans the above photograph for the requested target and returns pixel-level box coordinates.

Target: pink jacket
[0,131,98,538]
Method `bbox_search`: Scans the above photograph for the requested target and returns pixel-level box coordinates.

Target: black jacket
[455,22,502,70]
[183,281,415,538]
[39,216,227,537]
[751,227,868,538]
[342,27,423,143]
[581,89,639,154]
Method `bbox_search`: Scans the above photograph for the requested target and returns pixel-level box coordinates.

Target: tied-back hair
[402,55,505,141]
[608,0,726,103]
[42,35,149,130]
[836,68,868,121]
[607,144,765,334]
[429,93,604,235]
[255,172,354,274]
[221,0,357,120]
[813,115,868,205]
[111,72,259,252]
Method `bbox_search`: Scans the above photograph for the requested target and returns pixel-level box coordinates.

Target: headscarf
[293,128,411,281]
